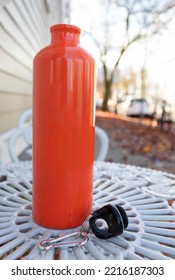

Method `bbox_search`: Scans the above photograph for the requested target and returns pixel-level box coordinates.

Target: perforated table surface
[0,161,175,260]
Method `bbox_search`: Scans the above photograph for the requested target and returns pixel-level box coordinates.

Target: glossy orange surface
[33,24,95,229]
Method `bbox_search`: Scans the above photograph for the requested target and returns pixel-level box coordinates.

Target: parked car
[127,98,153,118]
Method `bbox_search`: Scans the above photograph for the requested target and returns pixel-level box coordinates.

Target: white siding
[0,0,71,132]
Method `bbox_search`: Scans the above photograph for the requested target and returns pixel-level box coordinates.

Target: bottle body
[32,25,95,229]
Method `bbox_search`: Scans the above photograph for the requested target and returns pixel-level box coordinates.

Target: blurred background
[1,0,175,172]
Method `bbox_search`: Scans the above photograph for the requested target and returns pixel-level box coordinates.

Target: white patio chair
[18,109,32,129]
[7,109,32,162]
[95,126,109,161]
[7,127,32,162]
[172,201,175,209]
[7,110,109,162]
[0,128,15,164]
[17,109,33,158]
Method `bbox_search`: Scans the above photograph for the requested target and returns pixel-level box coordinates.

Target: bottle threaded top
[50,24,81,45]
[50,24,81,34]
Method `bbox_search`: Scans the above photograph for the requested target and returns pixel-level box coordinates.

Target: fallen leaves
[96,111,175,173]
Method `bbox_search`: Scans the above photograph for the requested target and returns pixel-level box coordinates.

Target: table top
[0,161,175,260]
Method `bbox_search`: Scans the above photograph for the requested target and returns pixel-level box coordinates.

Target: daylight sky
[70,0,175,105]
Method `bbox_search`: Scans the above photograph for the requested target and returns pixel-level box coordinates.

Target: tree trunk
[102,80,112,111]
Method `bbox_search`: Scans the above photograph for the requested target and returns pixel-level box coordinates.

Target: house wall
[0,0,71,132]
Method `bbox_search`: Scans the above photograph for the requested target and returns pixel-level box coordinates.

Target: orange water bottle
[32,24,95,229]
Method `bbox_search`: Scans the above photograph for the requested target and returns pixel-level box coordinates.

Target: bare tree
[84,0,175,111]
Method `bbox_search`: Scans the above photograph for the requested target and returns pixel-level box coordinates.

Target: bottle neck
[50,24,80,46]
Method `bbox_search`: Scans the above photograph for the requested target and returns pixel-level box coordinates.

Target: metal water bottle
[33,24,95,229]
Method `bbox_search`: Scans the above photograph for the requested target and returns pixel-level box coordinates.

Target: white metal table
[0,161,175,260]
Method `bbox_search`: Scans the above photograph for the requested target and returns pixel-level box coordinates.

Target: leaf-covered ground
[96,111,175,174]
